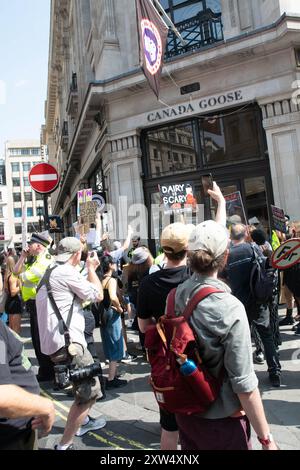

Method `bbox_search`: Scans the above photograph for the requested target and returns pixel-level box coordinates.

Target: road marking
[41,388,147,450]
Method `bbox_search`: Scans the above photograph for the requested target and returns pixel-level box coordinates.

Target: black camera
[69,363,102,383]
[54,363,102,389]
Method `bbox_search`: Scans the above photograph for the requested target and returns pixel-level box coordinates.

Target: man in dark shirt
[226,224,281,387]
[138,222,192,450]
[0,322,55,449]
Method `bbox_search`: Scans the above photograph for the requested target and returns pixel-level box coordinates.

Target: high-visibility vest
[271,230,281,251]
[20,251,53,302]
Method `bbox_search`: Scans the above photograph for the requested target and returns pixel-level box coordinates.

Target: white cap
[188,220,229,258]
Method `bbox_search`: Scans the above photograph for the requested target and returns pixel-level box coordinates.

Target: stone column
[260,98,300,219]
[103,131,146,241]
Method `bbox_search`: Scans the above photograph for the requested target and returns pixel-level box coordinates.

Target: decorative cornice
[110,135,139,153]
[261,98,300,128]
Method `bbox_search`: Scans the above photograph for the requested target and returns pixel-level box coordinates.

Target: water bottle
[178,357,216,406]
[180,358,197,376]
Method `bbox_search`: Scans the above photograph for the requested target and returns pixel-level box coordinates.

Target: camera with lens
[54,363,102,389]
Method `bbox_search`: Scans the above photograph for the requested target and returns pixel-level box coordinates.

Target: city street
[20,308,300,451]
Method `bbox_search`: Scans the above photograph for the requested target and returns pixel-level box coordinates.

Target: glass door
[243,176,270,232]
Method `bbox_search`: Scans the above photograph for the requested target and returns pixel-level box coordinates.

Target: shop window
[200,107,264,167]
[146,122,197,177]
[244,176,269,231]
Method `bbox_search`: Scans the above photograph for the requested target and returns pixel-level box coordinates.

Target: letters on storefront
[147,90,243,123]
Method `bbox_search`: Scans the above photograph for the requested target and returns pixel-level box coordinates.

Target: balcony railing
[165,9,224,59]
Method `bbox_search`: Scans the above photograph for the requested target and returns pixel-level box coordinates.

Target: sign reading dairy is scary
[158,183,197,212]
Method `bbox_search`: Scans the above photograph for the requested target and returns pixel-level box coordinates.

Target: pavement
[20,306,300,451]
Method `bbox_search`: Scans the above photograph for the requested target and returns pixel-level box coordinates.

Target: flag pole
[151,0,186,46]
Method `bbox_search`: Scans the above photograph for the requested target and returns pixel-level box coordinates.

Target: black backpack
[250,246,277,304]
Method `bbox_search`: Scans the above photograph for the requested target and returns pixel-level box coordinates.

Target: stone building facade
[43,0,300,250]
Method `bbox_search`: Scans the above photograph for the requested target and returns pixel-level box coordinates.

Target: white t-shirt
[36,263,100,355]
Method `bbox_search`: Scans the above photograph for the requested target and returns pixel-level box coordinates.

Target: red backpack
[144,286,224,415]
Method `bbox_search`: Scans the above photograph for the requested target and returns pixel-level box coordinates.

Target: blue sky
[0,0,50,156]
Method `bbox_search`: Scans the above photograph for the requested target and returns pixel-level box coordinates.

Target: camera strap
[40,265,75,348]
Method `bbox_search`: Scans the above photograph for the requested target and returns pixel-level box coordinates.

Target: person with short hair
[36,237,106,450]
[14,232,54,381]
[226,225,281,386]
[174,220,278,450]
[138,182,226,450]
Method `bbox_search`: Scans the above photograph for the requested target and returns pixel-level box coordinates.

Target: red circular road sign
[272,238,300,270]
[29,163,59,194]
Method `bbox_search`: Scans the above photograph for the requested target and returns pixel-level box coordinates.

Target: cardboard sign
[225,191,247,226]
[77,188,93,216]
[272,238,300,269]
[271,205,287,234]
[79,201,98,225]
[158,182,198,213]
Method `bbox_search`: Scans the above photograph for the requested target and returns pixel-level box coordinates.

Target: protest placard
[158,182,198,214]
[271,205,287,234]
[225,191,247,226]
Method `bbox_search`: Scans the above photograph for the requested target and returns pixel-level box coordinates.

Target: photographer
[36,237,106,450]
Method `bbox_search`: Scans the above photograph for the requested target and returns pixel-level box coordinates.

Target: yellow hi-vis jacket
[271,230,281,251]
[20,251,53,302]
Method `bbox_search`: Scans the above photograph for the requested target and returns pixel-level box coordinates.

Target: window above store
[161,0,223,58]
[146,122,198,178]
[199,107,265,167]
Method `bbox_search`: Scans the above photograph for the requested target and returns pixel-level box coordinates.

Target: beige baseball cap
[161,223,195,254]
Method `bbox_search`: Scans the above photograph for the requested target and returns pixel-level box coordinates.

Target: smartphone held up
[201,174,213,196]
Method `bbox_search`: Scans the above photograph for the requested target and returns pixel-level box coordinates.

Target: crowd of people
[0,182,299,451]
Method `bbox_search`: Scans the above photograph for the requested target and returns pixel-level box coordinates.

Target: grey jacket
[175,273,258,419]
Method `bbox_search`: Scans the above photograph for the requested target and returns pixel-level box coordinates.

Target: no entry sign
[29,163,59,194]
[272,238,300,269]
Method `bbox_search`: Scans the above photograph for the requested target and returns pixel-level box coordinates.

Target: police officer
[14,232,54,381]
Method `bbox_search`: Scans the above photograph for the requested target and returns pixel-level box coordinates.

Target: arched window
[160,0,223,57]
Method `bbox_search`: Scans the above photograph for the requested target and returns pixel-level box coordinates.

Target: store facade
[44,1,300,246]
[141,103,272,252]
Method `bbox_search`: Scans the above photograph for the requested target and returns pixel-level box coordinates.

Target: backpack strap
[166,286,224,320]
[183,287,224,321]
[166,288,177,317]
